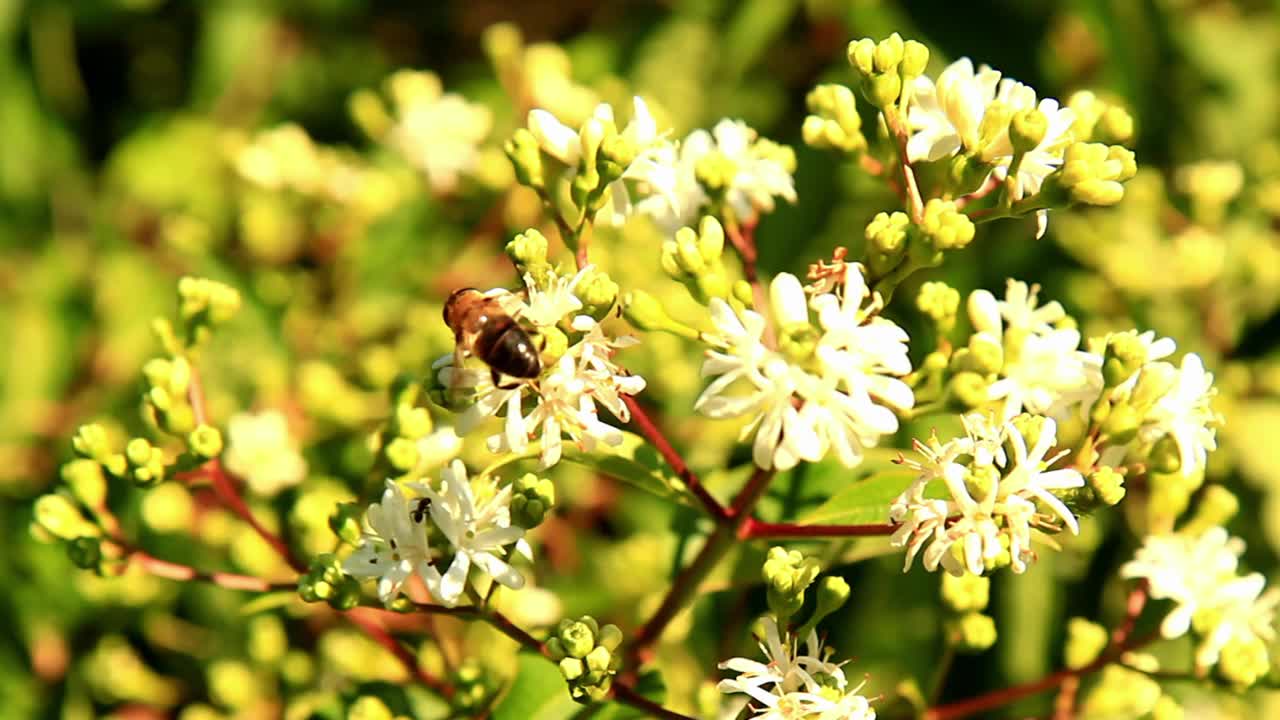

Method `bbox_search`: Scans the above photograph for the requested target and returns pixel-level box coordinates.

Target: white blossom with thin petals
[410,460,529,607]
[343,481,436,604]
[697,265,913,471]
[223,410,308,497]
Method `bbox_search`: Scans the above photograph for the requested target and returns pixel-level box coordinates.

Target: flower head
[382,70,492,194]
[890,413,1084,576]
[223,410,307,496]
[697,264,912,471]
[343,481,435,603]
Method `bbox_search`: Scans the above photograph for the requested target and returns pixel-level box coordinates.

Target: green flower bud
[1059,143,1137,206]
[598,134,637,185]
[950,371,989,409]
[732,280,755,308]
[1102,332,1148,388]
[62,459,107,509]
[763,546,820,621]
[1009,108,1048,154]
[901,40,929,77]
[511,473,556,528]
[976,102,1013,159]
[941,573,990,614]
[1087,467,1126,507]
[1180,485,1238,538]
[506,228,550,268]
[1217,635,1270,688]
[697,216,725,262]
[35,493,95,541]
[920,199,975,250]
[585,646,612,674]
[1064,618,1109,670]
[917,282,960,333]
[622,290,700,337]
[867,72,903,110]
[73,424,114,463]
[673,227,706,274]
[873,33,904,73]
[963,465,998,503]
[808,576,851,628]
[1010,414,1048,453]
[348,696,394,720]
[1101,403,1140,445]
[125,438,166,487]
[68,536,103,570]
[866,211,910,255]
[804,84,866,154]
[847,39,875,75]
[965,334,1004,375]
[1097,106,1135,145]
[1150,435,1182,475]
[597,624,623,652]
[328,576,362,611]
[387,595,416,613]
[188,425,223,459]
[329,503,365,545]
[949,612,996,653]
[539,326,570,364]
[545,637,567,661]
[384,437,420,472]
[178,276,242,327]
[577,269,619,316]
[1131,363,1177,410]
[560,657,585,681]
[559,620,596,659]
[694,151,738,195]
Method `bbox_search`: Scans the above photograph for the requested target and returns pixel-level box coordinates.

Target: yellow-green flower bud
[808,576,851,628]
[511,472,556,528]
[1010,413,1047,451]
[585,646,611,674]
[847,39,875,75]
[348,696,394,720]
[62,459,107,510]
[538,326,569,364]
[507,228,549,268]
[1009,108,1048,154]
[348,89,391,140]
[1087,467,1126,507]
[622,290,699,338]
[873,33,905,73]
[1102,332,1148,388]
[697,216,725,262]
[1150,435,1182,475]
[673,227,706,274]
[866,211,910,255]
[941,573,990,613]
[558,620,596,659]
[917,281,960,332]
[694,151,738,194]
[178,276,242,327]
[1101,403,1140,445]
[73,424,114,463]
[1059,142,1136,206]
[1151,696,1183,720]
[804,84,866,153]
[68,536,103,570]
[505,129,546,190]
[963,465,998,503]
[384,437,420,472]
[329,503,365,546]
[901,40,929,77]
[577,269,619,316]
[597,624,623,652]
[950,371,989,409]
[732,280,755,308]
[560,657,585,681]
[763,546,820,621]
[125,438,166,487]
[188,425,223,459]
[976,102,1013,159]
[1097,107,1135,145]
[328,576,362,610]
[35,493,95,541]
[1217,636,1270,688]
[867,72,903,110]
[920,199,975,250]
[1131,363,1177,410]
[1064,618,1109,670]
[966,334,1004,375]
[949,612,996,653]
[598,133,636,185]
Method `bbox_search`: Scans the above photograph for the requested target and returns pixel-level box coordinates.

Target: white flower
[223,410,308,496]
[636,119,796,231]
[383,72,492,194]
[438,270,645,469]
[410,460,530,607]
[697,265,913,471]
[1138,353,1220,477]
[907,58,1003,162]
[890,413,1084,576]
[1121,527,1279,670]
[718,617,875,720]
[343,481,435,603]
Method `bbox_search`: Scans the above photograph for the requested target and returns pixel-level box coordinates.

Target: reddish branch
[622,394,727,520]
[123,546,295,592]
[740,519,898,539]
[345,608,453,696]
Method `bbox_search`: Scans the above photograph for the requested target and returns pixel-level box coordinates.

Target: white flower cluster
[908,58,1075,202]
[718,617,875,720]
[527,97,796,233]
[437,267,645,468]
[382,70,493,194]
[891,412,1084,576]
[696,263,913,471]
[222,410,307,497]
[344,460,530,607]
[967,280,1101,421]
[1121,527,1279,670]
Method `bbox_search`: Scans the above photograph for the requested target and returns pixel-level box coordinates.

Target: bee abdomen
[475,320,541,379]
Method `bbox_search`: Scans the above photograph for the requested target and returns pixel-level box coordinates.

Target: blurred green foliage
[3,1,1280,719]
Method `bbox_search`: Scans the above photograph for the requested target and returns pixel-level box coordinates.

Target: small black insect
[410,497,433,524]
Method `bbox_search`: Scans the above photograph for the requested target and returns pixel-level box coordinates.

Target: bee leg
[492,367,526,390]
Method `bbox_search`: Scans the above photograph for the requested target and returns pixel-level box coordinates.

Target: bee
[410,497,433,524]
[443,288,541,388]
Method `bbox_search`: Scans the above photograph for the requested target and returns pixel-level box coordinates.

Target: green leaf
[491,652,578,720]
[562,431,692,506]
[798,458,934,527]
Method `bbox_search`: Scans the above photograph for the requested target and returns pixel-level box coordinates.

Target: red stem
[124,547,295,592]
[622,395,727,521]
[740,519,898,539]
